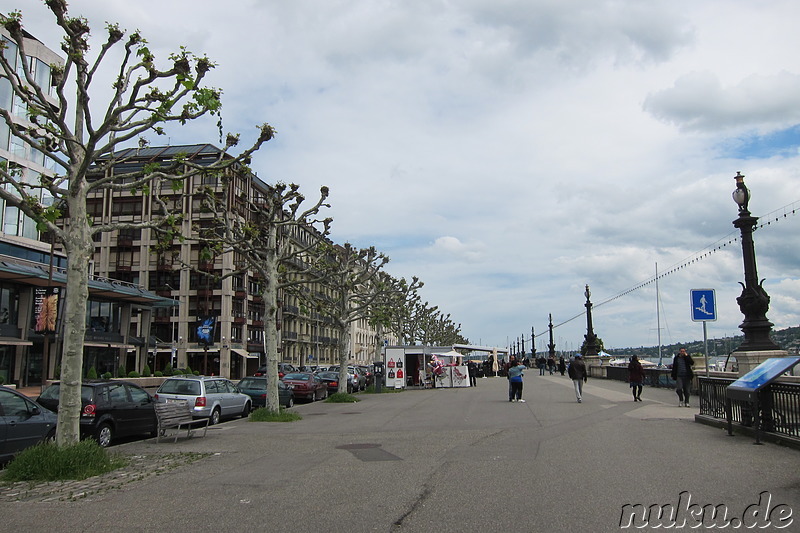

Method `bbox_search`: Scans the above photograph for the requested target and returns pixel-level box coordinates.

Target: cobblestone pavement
[0,451,209,502]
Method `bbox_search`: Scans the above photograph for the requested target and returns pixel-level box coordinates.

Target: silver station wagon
[154,376,251,425]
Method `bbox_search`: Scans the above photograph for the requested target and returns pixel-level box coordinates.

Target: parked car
[237,377,294,409]
[254,363,298,379]
[154,376,251,425]
[357,365,375,387]
[0,386,58,463]
[37,380,157,448]
[328,366,366,391]
[281,372,328,402]
[316,371,356,394]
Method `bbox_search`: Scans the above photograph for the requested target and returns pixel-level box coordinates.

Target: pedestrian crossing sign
[690,289,716,322]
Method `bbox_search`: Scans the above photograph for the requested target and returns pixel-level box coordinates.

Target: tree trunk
[55,194,92,446]
[262,224,281,412]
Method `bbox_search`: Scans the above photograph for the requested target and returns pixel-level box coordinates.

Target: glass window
[0,390,34,417]
[127,385,150,404]
[204,380,219,394]
[33,58,50,92]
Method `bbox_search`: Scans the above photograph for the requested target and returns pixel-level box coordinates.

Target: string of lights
[526,198,799,344]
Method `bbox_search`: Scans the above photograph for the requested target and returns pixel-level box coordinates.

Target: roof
[0,259,176,308]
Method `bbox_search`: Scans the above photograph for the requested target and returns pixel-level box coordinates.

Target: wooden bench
[155,401,209,443]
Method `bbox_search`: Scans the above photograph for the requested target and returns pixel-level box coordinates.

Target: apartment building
[85,143,395,378]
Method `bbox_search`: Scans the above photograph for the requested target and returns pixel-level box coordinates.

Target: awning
[84,341,136,349]
[187,348,219,353]
[0,337,33,346]
[231,348,258,359]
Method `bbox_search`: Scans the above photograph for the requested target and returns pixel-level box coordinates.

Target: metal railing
[698,376,800,439]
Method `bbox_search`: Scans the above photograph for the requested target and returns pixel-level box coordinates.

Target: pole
[703,321,709,378]
[656,263,662,367]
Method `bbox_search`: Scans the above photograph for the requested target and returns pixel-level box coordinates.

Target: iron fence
[698,376,800,439]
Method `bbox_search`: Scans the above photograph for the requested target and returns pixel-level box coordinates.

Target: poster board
[727,357,800,402]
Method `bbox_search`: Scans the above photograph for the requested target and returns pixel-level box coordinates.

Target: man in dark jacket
[671,348,694,407]
[567,354,588,403]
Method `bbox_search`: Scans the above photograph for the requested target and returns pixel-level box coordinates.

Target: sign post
[690,289,717,377]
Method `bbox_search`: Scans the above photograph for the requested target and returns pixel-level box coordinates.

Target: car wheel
[285,397,294,408]
[308,392,315,403]
[209,407,221,426]
[241,402,251,418]
[95,423,113,448]
[44,428,56,443]
[348,385,353,394]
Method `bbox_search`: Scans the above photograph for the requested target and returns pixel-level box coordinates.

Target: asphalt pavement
[3,373,800,532]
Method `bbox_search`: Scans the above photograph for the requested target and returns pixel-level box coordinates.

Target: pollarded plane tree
[196,177,332,412]
[315,243,398,393]
[0,4,271,445]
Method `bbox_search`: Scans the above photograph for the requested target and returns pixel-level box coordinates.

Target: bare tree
[316,243,394,392]
[0,4,272,445]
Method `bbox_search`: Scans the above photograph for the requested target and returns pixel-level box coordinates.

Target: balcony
[157,261,175,271]
[197,288,214,297]
[198,260,215,271]
[234,316,246,325]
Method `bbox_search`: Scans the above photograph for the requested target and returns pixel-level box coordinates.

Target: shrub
[163,365,173,376]
[185,365,193,375]
[86,367,98,379]
[117,366,127,378]
[154,370,163,377]
[0,440,127,482]
[54,365,61,379]
[193,370,200,375]
[0,375,4,385]
[326,392,360,403]
[102,372,113,379]
[127,371,140,378]
[142,364,152,377]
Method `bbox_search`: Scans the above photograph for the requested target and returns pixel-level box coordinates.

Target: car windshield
[158,380,201,395]
[238,378,265,389]
[283,373,309,381]
[317,372,337,379]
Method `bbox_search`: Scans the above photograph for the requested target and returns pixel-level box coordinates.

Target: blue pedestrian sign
[690,289,717,322]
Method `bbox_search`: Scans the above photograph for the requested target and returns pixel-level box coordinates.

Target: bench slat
[155,402,209,443]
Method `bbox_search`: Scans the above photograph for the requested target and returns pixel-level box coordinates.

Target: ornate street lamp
[547,314,556,360]
[530,326,536,361]
[583,284,600,356]
[731,172,781,352]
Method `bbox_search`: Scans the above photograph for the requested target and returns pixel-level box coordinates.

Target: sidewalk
[3,374,798,532]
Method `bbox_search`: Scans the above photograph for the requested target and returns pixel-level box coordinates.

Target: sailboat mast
[656,262,662,366]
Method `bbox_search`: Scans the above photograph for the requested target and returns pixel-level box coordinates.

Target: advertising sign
[33,286,60,333]
[196,316,216,345]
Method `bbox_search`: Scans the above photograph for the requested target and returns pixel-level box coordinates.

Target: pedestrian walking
[671,347,694,407]
[504,355,517,398]
[537,356,546,375]
[468,360,478,387]
[558,356,566,376]
[507,360,526,402]
[567,354,588,403]
[547,355,556,375]
[628,355,645,402]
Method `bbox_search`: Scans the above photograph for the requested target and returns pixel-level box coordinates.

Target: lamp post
[530,326,536,364]
[547,314,555,360]
[583,284,599,357]
[731,172,781,352]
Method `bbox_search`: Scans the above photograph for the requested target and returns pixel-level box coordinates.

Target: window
[0,390,33,417]
[127,385,149,404]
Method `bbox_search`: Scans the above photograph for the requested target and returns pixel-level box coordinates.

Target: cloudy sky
[17,0,800,354]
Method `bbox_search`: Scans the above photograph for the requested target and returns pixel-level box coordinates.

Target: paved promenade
[3,374,800,532]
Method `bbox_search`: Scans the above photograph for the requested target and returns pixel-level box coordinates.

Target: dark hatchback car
[38,380,157,447]
[237,377,294,409]
[0,386,58,463]
[316,371,355,394]
[281,372,328,402]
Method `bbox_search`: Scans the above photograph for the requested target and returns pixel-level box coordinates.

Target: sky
[14,0,800,354]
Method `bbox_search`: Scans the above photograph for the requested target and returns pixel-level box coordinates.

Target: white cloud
[17,0,800,351]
